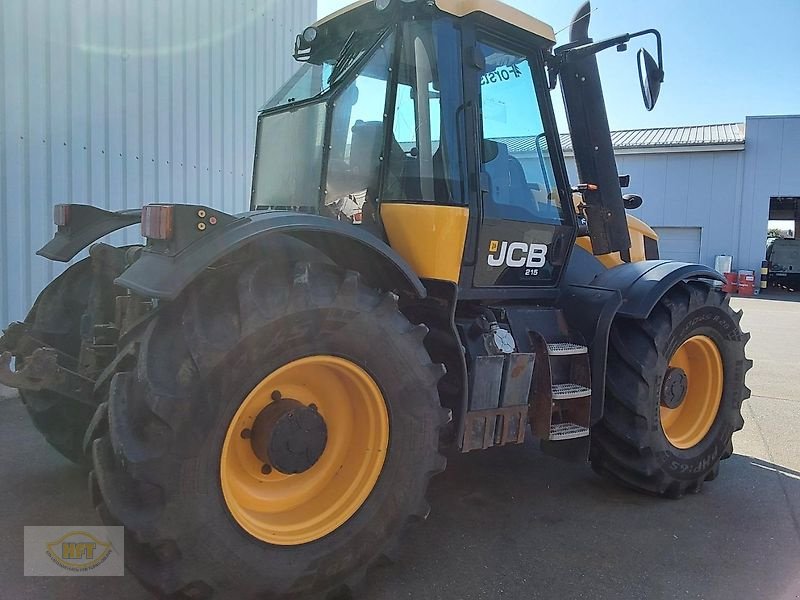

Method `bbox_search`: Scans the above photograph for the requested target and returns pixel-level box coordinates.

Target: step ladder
[459,308,593,452]
[531,340,591,442]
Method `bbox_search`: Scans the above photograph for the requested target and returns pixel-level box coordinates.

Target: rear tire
[89,262,448,599]
[590,280,751,498]
[18,260,95,466]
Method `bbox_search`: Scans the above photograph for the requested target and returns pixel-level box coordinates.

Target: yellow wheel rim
[660,335,724,450]
[220,356,389,545]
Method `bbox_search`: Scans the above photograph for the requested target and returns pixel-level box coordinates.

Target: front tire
[590,280,752,497]
[90,262,448,599]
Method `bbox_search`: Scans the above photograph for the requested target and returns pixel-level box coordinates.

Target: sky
[316,0,800,132]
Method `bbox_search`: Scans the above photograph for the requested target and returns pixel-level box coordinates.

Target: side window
[478,42,563,223]
[384,22,463,204]
[325,33,394,223]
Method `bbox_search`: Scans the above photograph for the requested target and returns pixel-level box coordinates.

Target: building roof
[579,123,746,151]
[496,123,746,155]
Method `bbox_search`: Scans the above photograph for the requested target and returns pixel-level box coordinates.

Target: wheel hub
[659,335,724,450]
[660,367,688,409]
[220,356,389,545]
[250,395,328,475]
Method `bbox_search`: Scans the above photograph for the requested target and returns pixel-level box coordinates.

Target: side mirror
[638,49,663,111]
[623,194,643,210]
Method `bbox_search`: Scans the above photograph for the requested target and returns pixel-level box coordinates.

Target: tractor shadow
[2,396,799,600]
[365,441,800,600]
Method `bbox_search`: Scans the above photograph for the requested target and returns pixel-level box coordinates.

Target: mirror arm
[555,29,664,79]
[557,33,633,61]
[631,29,664,78]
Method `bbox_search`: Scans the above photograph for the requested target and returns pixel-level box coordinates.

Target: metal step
[547,342,588,356]
[551,383,591,400]
[549,422,590,441]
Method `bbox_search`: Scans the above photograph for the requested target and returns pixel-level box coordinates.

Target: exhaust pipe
[559,2,631,259]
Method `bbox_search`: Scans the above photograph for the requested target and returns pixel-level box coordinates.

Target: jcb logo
[487,241,548,268]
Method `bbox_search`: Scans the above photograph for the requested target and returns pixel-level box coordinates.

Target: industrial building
[0,0,316,327]
[571,116,799,274]
[0,0,797,326]
[513,116,800,274]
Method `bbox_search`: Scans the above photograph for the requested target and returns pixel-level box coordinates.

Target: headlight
[302,27,318,44]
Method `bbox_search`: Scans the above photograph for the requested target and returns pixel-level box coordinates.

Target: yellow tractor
[0,1,750,598]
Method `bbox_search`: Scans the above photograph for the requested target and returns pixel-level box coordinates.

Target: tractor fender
[38,205,142,262]
[561,260,724,425]
[591,260,725,319]
[115,211,427,301]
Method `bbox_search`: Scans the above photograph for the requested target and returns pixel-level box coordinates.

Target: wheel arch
[37,205,142,262]
[593,260,725,319]
[115,212,427,301]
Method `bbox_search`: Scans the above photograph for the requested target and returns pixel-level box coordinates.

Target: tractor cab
[252,0,575,290]
[251,0,665,297]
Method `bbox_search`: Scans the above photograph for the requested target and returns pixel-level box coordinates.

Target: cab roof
[313,0,556,43]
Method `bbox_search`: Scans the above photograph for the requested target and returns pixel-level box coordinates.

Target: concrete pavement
[1,294,798,599]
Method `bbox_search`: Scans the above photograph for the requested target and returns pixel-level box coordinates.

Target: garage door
[653,227,702,263]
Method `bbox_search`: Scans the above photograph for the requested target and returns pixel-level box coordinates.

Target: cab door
[469,36,574,289]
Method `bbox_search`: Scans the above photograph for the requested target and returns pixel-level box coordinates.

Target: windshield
[263,30,383,111]
[252,29,396,212]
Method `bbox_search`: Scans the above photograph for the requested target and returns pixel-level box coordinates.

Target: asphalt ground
[1,292,798,599]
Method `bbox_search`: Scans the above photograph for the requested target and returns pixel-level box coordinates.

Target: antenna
[555,4,599,38]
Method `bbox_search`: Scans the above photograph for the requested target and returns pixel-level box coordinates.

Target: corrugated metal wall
[565,146,764,273]
[0,0,316,327]
[740,115,800,272]
[584,150,746,270]
[565,117,800,274]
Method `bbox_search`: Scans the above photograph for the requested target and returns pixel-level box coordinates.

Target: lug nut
[261,464,272,475]
[240,428,252,440]
[271,390,282,401]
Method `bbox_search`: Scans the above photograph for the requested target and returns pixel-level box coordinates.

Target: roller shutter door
[652,227,702,263]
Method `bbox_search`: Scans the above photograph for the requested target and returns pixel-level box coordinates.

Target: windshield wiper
[327,31,358,86]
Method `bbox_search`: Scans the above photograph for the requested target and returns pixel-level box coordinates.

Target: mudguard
[38,205,142,262]
[115,211,427,301]
[591,260,725,319]
[561,259,724,424]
